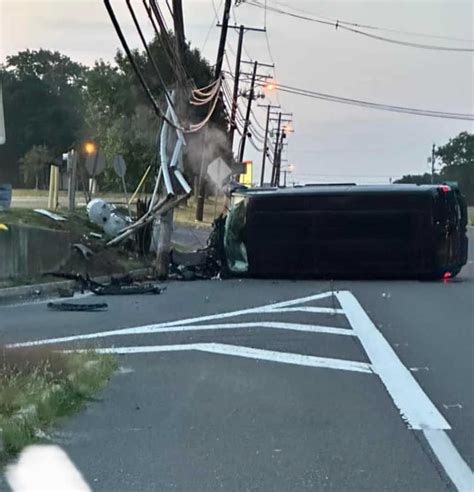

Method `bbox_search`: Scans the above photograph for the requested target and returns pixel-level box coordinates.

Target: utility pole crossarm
[217,24,266,32]
[241,60,275,68]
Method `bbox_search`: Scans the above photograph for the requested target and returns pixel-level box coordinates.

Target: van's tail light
[440,185,451,193]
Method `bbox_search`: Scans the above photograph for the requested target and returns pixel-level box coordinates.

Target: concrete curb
[0,268,153,305]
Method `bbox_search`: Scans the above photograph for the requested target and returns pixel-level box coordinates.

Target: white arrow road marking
[81,343,373,374]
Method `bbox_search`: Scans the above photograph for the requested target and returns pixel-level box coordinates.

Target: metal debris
[33,209,67,221]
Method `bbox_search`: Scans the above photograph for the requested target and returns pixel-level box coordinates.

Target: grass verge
[0,346,117,463]
[468,207,474,226]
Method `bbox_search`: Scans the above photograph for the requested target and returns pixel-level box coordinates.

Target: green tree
[0,50,86,185]
[435,132,473,167]
[436,132,474,204]
[19,145,52,189]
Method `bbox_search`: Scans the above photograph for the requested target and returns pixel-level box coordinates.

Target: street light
[263,78,277,92]
[83,141,97,155]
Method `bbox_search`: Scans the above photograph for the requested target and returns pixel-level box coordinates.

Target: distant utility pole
[258,103,279,186]
[271,112,282,186]
[237,60,274,166]
[269,112,292,186]
[238,61,258,165]
[218,24,266,149]
[431,143,436,184]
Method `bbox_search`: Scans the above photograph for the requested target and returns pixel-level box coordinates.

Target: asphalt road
[1,230,473,491]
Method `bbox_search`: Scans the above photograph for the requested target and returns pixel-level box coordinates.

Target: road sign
[207,157,231,187]
[113,155,127,178]
[85,151,106,176]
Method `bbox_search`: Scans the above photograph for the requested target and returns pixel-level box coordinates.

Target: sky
[1,0,473,184]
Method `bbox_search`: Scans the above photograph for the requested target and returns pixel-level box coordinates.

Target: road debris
[46,272,164,296]
[72,243,94,260]
[87,198,132,238]
[47,302,108,312]
[33,209,67,221]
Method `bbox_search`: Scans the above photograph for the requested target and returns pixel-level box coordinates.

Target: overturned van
[222,184,468,279]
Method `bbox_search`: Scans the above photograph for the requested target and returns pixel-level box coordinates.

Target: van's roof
[235,184,446,198]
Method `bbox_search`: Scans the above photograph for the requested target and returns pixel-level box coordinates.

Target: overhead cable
[255,81,474,120]
[246,1,474,52]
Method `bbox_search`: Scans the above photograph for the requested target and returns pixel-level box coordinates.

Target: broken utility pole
[156,0,187,278]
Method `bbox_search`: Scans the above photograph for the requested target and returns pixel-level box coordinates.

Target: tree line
[0,38,228,192]
[395,131,474,204]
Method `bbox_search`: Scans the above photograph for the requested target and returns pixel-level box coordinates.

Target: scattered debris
[33,209,67,221]
[47,302,108,312]
[57,287,75,298]
[46,272,164,296]
[89,232,102,239]
[169,216,226,281]
[72,243,94,260]
[87,198,132,238]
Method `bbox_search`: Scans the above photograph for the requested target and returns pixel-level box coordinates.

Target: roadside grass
[0,346,117,463]
[0,207,102,237]
[469,207,474,226]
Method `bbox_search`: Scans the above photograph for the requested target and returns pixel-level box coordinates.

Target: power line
[246,1,474,52]
[103,0,181,129]
[202,0,224,52]
[272,0,474,44]
[255,81,474,121]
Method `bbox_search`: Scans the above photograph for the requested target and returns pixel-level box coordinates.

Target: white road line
[423,430,474,492]
[266,307,344,315]
[89,343,373,374]
[8,321,352,348]
[336,290,450,431]
[336,291,474,492]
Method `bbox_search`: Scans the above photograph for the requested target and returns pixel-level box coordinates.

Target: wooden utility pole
[218,24,266,149]
[258,103,279,186]
[195,0,232,222]
[271,112,282,186]
[214,0,232,80]
[230,25,244,150]
[238,61,258,165]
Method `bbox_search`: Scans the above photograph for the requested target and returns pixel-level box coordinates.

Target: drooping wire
[202,0,224,52]
[246,1,474,52]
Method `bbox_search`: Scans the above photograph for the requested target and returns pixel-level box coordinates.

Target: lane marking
[336,290,450,431]
[265,307,344,315]
[87,343,373,374]
[336,291,474,492]
[8,321,353,348]
[423,430,474,492]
